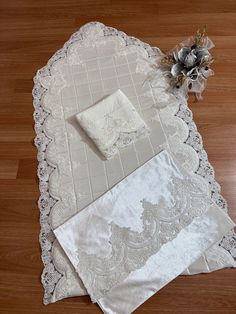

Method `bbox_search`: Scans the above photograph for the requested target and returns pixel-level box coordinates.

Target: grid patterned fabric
[58,37,167,215]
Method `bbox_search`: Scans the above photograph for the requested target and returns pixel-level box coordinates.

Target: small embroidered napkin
[75,89,150,159]
[54,150,235,313]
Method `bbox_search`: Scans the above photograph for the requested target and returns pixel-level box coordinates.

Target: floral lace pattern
[33,76,62,304]
[32,22,236,305]
[103,126,150,158]
[76,176,212,302]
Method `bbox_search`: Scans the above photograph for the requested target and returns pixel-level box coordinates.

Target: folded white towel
[75,89,150,159]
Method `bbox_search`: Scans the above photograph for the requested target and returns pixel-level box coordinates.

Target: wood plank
[0,160,19,179]
[0,0,236,313]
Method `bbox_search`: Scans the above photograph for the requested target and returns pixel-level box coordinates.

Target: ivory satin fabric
[54,150,235,314]
[75,89,150,159]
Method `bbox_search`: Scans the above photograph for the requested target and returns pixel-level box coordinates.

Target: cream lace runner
[32,22,236,305]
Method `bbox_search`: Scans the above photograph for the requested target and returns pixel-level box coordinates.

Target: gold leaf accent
[175,74,186,88]
[194,26,207,47]
[200,55,214,68]
[161,55,175,66]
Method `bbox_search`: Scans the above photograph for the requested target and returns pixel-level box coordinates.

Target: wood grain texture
[0,0,236,313]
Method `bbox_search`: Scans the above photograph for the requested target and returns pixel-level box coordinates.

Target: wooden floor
[1,0,236,313]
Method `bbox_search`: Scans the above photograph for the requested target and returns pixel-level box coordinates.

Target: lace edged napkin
[54,150,234,313]
[75,89,150,159]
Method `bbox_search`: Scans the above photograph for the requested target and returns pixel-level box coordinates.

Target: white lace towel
[54,150,235,313]
[75,89,150,159]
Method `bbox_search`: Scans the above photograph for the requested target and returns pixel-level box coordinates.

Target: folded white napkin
[54,150,234,313]
[75,89,150,159]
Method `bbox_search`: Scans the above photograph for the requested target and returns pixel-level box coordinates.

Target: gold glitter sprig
[194,26,207,47]
[161,55,175,66]
[175,74,187,88]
